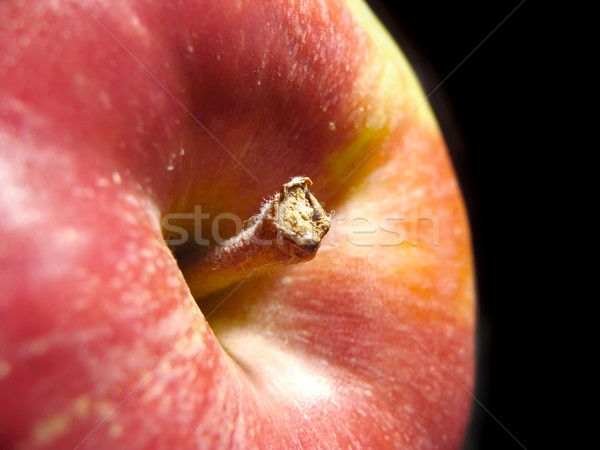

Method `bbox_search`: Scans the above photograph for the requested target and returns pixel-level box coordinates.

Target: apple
[0,0,475,448]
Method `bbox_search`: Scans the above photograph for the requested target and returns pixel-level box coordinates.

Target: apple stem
[183,177,330,299]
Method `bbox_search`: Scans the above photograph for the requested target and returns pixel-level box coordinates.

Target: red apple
[0,0,475,448]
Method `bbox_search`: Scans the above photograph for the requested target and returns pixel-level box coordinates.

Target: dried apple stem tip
[184,177,330,299]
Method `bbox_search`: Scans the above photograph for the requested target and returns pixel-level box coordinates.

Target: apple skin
[0,0,474,448]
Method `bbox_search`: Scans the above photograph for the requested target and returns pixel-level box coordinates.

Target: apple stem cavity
[183,177,330,299]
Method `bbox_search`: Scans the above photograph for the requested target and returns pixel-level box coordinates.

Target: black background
[365,1,545,448]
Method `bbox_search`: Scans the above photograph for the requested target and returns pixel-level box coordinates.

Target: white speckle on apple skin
[109,423,124,438]
[403,404,416,414]
[280,276,294,285]
[19,339,50,357]
[167,275,181,288]
[112,171,122,185]
[145,261,156,274]
[166,155,175,170]
[72,395,91,418]
[99,91,112,110]
[130,15,141,30]
[61,226,79,243]
[96,177,110,187]
[0,360,12,379]
[30,412,70,446]
[0,145,43,227]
